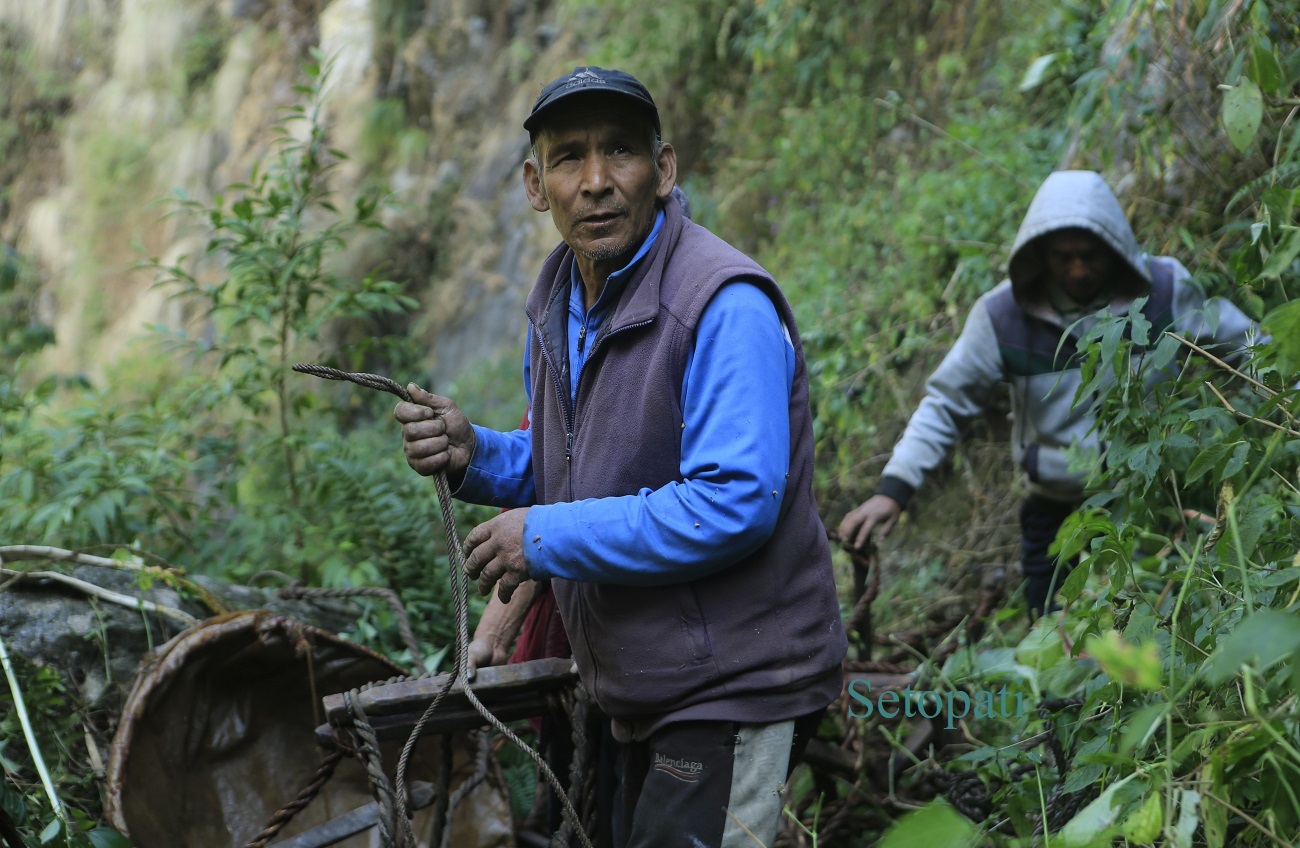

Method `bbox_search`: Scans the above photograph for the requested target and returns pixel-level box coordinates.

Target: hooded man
[396,67,846,847]
[839,170,1260,614]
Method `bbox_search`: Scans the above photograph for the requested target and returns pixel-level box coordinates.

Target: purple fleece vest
[525,195,846,732]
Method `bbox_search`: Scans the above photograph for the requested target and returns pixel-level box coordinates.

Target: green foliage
[570,0,1084,516]
[566,0,1299,844]
[911,4,1300,844]
[0,60,455,665]
[0,653,129,847]
[181,5,230,97]
[877,799,979,848]
[0,389,201,548]
[939,199,1297,846]
[1,0,1297,844]
[74,127,153,221]
[153,58,416,536]
[494,728,541,824]
[0,24,74,219]
[359,97,430,171]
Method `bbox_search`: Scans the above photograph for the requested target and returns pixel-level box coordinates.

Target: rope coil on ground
[942,697,1089,836]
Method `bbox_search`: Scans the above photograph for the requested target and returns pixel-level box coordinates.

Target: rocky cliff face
[0,0,580,384]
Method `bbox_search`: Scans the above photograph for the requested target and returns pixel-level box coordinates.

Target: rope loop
[293,364,595,848]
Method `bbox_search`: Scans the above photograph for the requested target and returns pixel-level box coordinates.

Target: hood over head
[1008,170,1150,306]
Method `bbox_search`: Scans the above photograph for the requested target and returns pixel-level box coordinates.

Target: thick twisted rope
[345,690,399,848]
[293,364,594,848]
[436,730,493,848]
[551,681,592,848]
[241,750,344,848]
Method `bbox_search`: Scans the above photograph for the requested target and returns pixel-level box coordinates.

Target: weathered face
[523,97,676,281]
[1043,229,1117,304]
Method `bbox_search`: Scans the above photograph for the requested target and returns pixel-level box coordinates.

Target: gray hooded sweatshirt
[877,170,1259,505]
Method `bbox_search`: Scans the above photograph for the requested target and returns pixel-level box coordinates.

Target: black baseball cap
[523,66,660,138]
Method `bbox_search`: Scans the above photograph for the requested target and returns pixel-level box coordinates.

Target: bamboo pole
[0,631,66,825]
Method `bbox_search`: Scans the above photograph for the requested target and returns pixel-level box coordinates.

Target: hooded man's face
[1044,229,1116,305]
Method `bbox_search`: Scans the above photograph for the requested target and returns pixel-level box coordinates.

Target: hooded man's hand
[838,494,903,551]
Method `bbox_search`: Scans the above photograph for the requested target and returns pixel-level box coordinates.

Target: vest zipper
[535,325,576,471]
[577,324,587,355]
[584,318,652,364]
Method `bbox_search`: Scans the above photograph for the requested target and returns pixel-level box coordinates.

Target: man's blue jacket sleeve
[455,281,795,586]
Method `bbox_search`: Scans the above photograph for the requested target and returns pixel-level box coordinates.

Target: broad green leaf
[1086,630,1162,690]
[1059,773,1143,847]
[1015,620,1066,668]
[1062,761,1104,794]
[86,828,133,848]
[1216,496,1267,573]
[1250,43,1283,94]
[1261,298,1300,377]
[1222,78,1263,153]
[1203,789,1228,848]
[1100,318,1127,368]
[1221,440,1250,480]
[1021,53,1057,90]
[1259,226,1300,280]
[876,799,978,848]
[1186,441,1231,484]
[0,776,25,822]
[1203,609,1300,683]
[1120,788,1162,843]
[1118,702,1167,756]
[1128,302,1152,347]
[1059,558,1090,602]
[1171,727,1216,769]
[1257,567,1300,587]
[39,818,62,844]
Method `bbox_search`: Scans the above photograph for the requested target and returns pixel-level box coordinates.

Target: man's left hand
[463,508,532,603]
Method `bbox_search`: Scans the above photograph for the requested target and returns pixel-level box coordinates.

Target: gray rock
[0,565,361,712]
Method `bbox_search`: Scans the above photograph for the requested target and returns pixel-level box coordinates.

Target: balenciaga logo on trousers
[653,753,705,783]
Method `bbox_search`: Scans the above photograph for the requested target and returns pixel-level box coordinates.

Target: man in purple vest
[838,170,1260,616]
[395,67,846,847]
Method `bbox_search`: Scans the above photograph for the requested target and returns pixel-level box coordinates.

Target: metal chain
[294,364,595,848]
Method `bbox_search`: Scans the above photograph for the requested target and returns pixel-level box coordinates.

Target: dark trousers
[618,711,820,848]
[1019,493,1083,614]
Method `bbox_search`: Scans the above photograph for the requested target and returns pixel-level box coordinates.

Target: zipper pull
[577,324,587,355]
[566,432,573,461]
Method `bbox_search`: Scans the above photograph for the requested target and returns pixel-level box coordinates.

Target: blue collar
[569,208,666,320]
